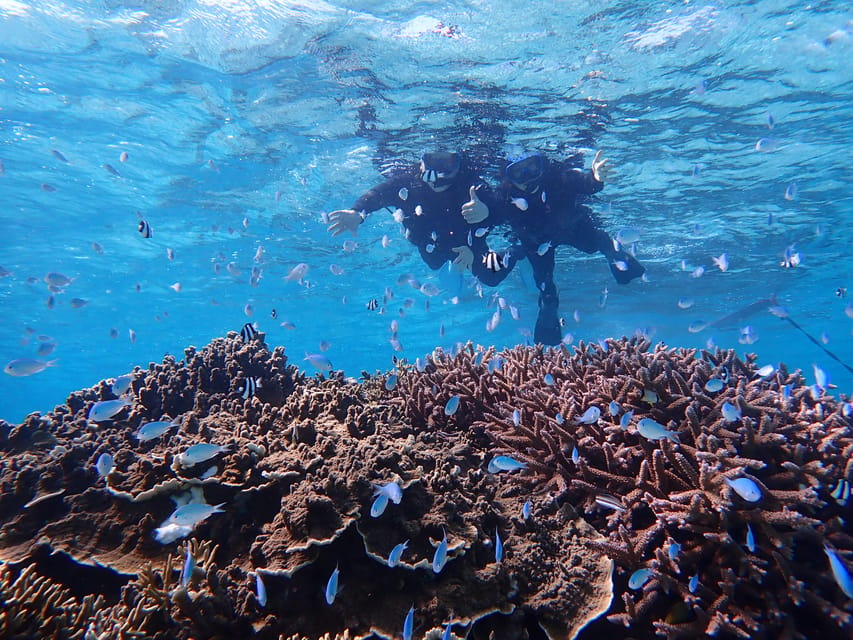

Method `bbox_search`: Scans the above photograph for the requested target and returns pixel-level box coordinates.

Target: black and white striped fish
[241,376,260,400]
[138,220,152,238]
[240,323,258,341]
[366,298,379,311]
[482,250,504,273]
[830,479,850,506]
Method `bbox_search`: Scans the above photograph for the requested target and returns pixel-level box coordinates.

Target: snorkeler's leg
[529,252,561,345]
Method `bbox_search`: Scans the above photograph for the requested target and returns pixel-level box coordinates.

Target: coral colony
[0,331,851,640]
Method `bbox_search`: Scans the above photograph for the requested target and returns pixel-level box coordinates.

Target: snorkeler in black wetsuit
[327,151,508,286]
[494,151,645,345]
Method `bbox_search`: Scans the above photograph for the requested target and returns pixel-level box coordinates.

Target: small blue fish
[371,493,389,517]
[95,453,115,478]
[543,373,554,386]
[512,408,521,426]
[432,529,448,573]
[325,566,339,605]
[403,605,415,640]
[813,364,829,390]
[824,544,853,598]
[571,446,580,465]
[522,500,532,520]
[181,544,195,588]
[688,572,700,593]
[668,541,681,561]
[724,476,762,502]
[136,418,179,442]
[637,418,680,443]
[628,568,652,590]
[754,364,775,378]
[608,401,621,417]
[495,527,503,563]
[746,524,756,553]
[88,399,133,423]
[385,374,397,390]
[305,353,333,372]
[444,395,460,416]
[721,401,742,423]
[555,412,564,425]
[373,481,403,504]
[387,540,409,568]
[576,406,600,424]
[255,572,267,607]
[619,410,633,430]
[487,455,527,473]
[704,378,724,393]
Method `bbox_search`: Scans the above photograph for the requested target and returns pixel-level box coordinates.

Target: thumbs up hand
[461,185,489,224]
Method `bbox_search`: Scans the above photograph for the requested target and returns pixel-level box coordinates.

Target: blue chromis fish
[746,524,756,553]
[495,527,503,563]
[387,540,409,568]
[325,565,339,605]
[628,568,652,590]
[608,400,621,417]
[88,398,134,423]
[688,572,700,593]
[543,373,555,386]
[704,378,724,393]
[576,406,600,424]
[373,481,403,504]
[403,605,415,640]
[444,395,460,416]
[177,443,229,467]
[370,493,389,517]
[95,453,115,478]
[724,475,762,502]
[619,410,633,430]
[255,571,267,607]
[136,418,179,442]
[522,500,532,520]
[487,455,527,473]
[432,529,448,573]
[668,541,681,561]
[721,401,742,422]
[824,544,853,598]
[637,418,680,443]
[168,502,225,528]
[305,353,333,372]
[181,544,195,588]
[111,372,136,395]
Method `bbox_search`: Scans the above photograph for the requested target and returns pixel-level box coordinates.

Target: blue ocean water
[0,1,850,424]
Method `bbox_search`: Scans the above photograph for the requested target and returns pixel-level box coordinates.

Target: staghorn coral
[0,333,612,640]
[390,337,853,640]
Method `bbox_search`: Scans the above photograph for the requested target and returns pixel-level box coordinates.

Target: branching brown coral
[392,337,853,640]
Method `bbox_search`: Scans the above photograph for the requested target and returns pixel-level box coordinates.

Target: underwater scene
[1,1,852,639]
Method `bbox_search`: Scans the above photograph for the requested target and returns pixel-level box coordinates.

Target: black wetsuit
[351,165,506,286]
[494,161,644,344]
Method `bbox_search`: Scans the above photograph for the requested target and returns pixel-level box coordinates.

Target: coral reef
[392,338,853,640]
[1,333,850,639]
[0,332,612,640]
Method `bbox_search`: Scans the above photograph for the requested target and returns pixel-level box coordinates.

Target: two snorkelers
[327,149,644,345]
